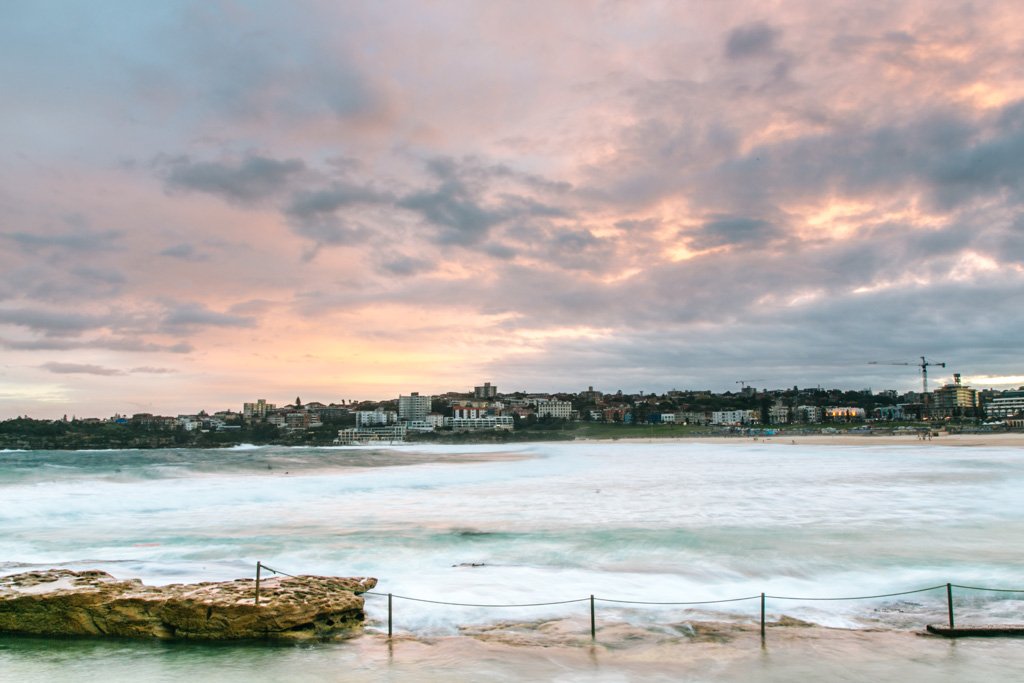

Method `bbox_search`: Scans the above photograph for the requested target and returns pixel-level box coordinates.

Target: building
[984,391,1024,419]
[930,375,979,419]
[794,405,823,423]
[768,404,790,425]
[356,409,397,427]
[874,405,906,421]
[242,399,275,421]
[398,392,432,422]
[599,406,628,422]
[711,410,757,426]
[284,411,322,430]
[825,407,866,421]
[334,424,407,444]
[677,411,710,425]
[473,382,498,400]
[320,403,350,420]
[450,415,514,431]
[452,405,487,419]
[535,399,573,420]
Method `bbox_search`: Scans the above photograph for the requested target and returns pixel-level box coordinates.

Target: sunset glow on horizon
[2,1,1023,418]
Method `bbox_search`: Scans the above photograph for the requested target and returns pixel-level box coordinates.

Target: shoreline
[5,431,1022,453]
[577,432,1024,448]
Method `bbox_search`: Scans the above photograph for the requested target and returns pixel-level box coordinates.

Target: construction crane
[868,356,946,394]
[735,379,765,390]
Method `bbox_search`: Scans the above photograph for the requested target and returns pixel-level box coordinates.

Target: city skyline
[3,2,1024,420]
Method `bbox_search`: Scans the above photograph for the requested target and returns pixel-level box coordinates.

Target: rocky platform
[0,569,377,641]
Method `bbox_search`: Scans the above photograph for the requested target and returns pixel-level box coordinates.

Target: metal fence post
[255,561,262,607]
[388,593,393,638]
[946,583,954,630]
[590,595,596,640]
[760,592,766,641]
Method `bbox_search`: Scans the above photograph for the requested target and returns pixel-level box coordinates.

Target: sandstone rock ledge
[0,569,377,641]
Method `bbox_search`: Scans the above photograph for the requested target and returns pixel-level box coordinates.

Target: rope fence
[252,563,1024,641]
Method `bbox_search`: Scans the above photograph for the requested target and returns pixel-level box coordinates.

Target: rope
[365,592,589,608]
[596,595,761,606]
[268,572,1024,606]
[951,584,1024,594]
[766,585,947,601]
[259,564,298,579]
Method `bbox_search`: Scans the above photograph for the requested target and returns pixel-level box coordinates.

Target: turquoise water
[3,441,1024,680]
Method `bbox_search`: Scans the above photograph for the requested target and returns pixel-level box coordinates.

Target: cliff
[0,569,376,641]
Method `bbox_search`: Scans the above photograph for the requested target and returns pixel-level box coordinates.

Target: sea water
[3,440,1024,681]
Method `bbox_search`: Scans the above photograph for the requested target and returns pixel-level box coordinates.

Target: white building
[711,410,757,426]
[449,415,514,431]
[452,405,487,419]
[536,399,573,420]
[768,404,790,425]
[177,415,202,431]
[356,409,397,427]
[986,392,1024,419]
[334,424,407,444]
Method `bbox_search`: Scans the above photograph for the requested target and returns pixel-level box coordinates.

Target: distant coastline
[2,417,1020,451]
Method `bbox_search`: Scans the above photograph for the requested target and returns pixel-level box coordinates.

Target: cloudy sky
[2,1,1023,418]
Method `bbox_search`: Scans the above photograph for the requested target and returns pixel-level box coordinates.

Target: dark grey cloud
[0,228,123,253]
[0,309,109,337]
[1,336,192,354]
[16,265,127,303]
[542,228,616,271]
[40,362,123,376]
[926,102,1024,209]
[283,182,393,249]
[159,154,306,204]
[286,182,393,217]
[379,256,434,277]
[595,94,1024,222]
[159,244,207,261]
[483,271,1024,395]
[399,182,506,245]
[725,22,780,59]
[686,215,780,250]
[161,303,256,329]
[397,157,573,246]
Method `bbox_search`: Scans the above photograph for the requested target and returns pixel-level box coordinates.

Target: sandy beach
[587,432,1024,448]
[756,432,1024,448]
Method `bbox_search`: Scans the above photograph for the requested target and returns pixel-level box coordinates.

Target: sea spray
[2,441,1024,636]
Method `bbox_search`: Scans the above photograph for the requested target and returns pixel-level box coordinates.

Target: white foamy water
[3,440,1024,681]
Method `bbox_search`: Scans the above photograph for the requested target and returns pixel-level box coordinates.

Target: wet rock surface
[0,569,376,641]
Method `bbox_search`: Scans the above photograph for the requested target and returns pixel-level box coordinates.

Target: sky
[2,1,1024,419]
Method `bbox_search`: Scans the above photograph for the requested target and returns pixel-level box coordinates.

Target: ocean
[3,440,1024,681]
